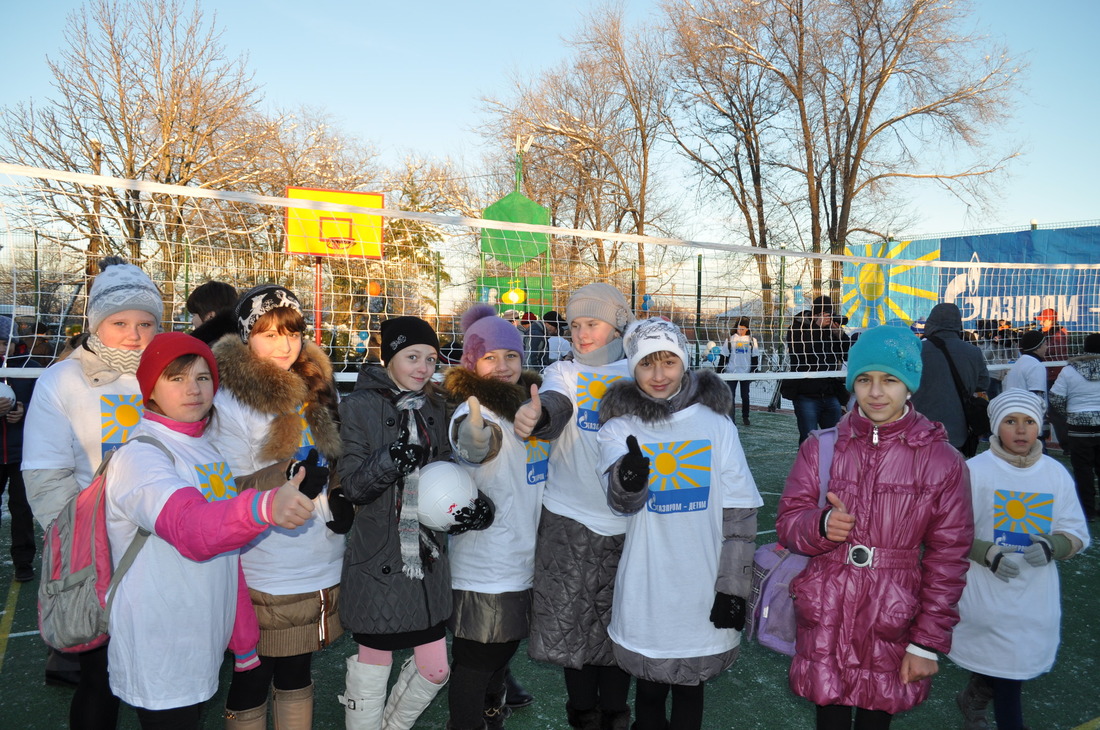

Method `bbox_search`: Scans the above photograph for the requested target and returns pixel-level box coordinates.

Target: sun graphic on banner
[994,491,1054,534]
[642,440,711,490]
[101,395,143,443]
[195,462,238,501]
[576,373,622,411]
[842,239,942,328]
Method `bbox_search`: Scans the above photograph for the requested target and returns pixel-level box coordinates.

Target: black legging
[816,704,892,730]
[225,653,313,711]
[634,678,705,730]
[71,645,121,730]
[563,663,631,713]
[728,379,751,420]
[134,703,204,730]
[449,638,520,730]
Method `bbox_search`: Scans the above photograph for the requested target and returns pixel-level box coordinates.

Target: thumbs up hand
[456,396,493,463]
[824,491,855,543]
[513,384,543,439]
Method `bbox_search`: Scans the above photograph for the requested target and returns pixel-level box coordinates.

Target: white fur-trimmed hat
[623,317,688,373]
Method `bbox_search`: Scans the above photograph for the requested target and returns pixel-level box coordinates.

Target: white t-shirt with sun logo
[210,390,344,594]
[597,405,762,660]
[539,358,632,536]
[949,450,1090,679]
[23,353,144,525]
[104,419,240,709]
[449,400,548,592]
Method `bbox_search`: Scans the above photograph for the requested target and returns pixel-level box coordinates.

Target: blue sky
[3,0,1098,239]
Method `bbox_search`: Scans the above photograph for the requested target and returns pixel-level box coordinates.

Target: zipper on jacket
[872,425,879,445]
[317,588,329,649]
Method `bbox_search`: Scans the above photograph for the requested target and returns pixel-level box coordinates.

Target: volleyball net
[1,163,1098,391]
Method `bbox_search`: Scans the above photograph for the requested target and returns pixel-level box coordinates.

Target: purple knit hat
[460,304,523,370]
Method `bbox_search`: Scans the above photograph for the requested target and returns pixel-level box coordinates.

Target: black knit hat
[235,285,302,343]
[1020,329,1047,353]
[380,316,439,365]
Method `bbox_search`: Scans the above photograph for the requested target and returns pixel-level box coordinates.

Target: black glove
[389,435,426,477]
[709,592,747,631]
[326,486,355,534]
[286,449,329,499]
[617,435,650,493]
[448,492,496,535]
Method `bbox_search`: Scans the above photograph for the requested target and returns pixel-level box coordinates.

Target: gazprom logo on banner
[944,253,1080,324]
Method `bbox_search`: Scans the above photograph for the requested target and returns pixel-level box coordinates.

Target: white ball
[417,461,477,532]
[0,382,15,404]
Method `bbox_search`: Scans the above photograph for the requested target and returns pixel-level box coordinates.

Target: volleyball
[417,461,477,532]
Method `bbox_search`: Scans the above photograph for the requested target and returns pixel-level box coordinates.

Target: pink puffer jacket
[776,407,973,714]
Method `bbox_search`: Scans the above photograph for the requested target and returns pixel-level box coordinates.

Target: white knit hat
[86,258,163,334]
[623,317,688,373]
[988,389,1045,430]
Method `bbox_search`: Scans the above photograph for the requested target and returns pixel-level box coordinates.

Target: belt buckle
[847,544,875,568]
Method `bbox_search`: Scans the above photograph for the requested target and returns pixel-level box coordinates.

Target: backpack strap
[814,427,838,508]
[102,435,176,633]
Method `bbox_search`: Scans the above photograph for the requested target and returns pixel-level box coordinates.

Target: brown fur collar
[600,368,732,425]
[212,335,343,462]
[443,367,542,421]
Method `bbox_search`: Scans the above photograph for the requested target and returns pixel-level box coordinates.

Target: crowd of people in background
[2,258,1094,730]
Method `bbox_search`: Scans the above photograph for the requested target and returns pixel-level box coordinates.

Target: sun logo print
[194,462,238,502]
[575,373,623,432]
[293,405,329,467]
[642,439,712,514]
[842,238,941,328]
[993,490,1054,552]
[100,394,144,457]
[525,438,550,485]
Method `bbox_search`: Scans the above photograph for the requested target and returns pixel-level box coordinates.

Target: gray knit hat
[86,258,163,334]
[565,283,633,333]
[988,389,1044,429]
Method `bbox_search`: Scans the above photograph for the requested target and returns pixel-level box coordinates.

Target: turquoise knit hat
[845,325,923,393]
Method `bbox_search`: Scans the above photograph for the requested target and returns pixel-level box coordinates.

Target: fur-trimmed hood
[212,334,342,462]
[442,367,542,421]
[599,368,732,425]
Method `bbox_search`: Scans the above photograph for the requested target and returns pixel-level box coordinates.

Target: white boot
[381,657,447,730]
[339,656,391,730]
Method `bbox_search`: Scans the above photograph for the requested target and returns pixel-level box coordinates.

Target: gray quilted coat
[337,365,453,637]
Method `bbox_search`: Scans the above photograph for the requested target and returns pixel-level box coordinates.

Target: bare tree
[0,0,265,280]
[484,3,676,301]
[661,0,1019,299]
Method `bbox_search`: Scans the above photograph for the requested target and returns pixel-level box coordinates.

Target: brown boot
[224,701,267,730]
[273,683,314,730]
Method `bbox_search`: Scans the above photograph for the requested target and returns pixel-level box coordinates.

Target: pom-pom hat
[87,258,163,335]
[624,317,689,373]
[380,316,439,366]
[136,332,219,402]
[844,325,923,393]
[460,304,523,371]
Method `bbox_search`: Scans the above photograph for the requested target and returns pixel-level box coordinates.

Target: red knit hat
[137,332,219,401]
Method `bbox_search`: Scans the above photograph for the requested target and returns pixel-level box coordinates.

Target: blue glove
[1023,534,1054,567]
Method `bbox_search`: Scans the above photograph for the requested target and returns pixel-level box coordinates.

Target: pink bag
[747,427,836,656]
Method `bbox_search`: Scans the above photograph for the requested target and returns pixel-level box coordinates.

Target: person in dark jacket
[337,316,492,730]
[0,317,39,582]
[777,325,973,729]
[186,280,239,345]
[911,303,990,455]
[785,296,850,443]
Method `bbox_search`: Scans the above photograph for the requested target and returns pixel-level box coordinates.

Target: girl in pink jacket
[104,333,314,728]
[776,325,973,729]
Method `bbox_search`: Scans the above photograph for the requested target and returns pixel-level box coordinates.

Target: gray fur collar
[599,369,732,425]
